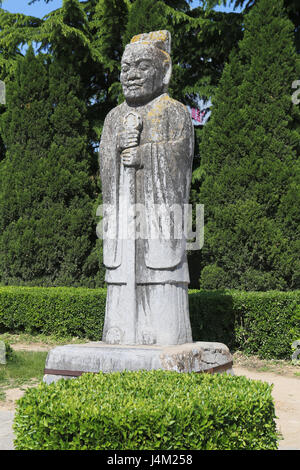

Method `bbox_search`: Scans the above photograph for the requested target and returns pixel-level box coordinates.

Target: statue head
[120,30,172,107]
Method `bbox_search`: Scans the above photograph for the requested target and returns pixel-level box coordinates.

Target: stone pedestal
[0,341,6,365]
[43,341,233,384]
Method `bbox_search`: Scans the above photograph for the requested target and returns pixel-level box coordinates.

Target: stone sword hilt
[123,111,143,149]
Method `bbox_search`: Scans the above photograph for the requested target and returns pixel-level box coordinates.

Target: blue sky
[1,0,241,18]
[1,0,63,17]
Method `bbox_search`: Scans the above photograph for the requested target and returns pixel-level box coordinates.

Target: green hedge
[232,290,300,359]
[189,290,235,348]
[189,290,300,359]
[0,286,299,359]
[0,286,106,340]
[14,370,278,450]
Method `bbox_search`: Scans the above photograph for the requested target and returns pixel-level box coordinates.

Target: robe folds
[99,93,194,345]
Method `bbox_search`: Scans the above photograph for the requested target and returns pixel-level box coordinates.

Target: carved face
[120,44,167,106]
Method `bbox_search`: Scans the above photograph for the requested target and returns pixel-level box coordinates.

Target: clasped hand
[118,130,141,168]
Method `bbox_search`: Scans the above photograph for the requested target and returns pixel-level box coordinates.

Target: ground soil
[0,382,39,411]
[8,342,53,352]
[234,366,300,450]
[0,343,299,450]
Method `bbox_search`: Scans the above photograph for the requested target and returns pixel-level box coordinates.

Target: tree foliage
[0,42,100,286]
[0,0,298,291]
[209,0,300,52]
[0,0,244,286]
[196,0,300,290]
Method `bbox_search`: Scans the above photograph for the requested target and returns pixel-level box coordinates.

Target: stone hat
[129,30,171,56]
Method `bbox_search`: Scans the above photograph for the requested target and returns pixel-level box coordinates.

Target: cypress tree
[0,45,100,286]
[196,0,300,290]
[0,46,51,283]
[226,0,300,52]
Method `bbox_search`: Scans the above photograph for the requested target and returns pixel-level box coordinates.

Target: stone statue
[43,33,233,382]
[99,30,194,346]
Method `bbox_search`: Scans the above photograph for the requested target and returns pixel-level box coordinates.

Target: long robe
[99,93,194,345]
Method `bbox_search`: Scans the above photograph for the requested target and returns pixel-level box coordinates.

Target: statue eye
[139,62,150,71]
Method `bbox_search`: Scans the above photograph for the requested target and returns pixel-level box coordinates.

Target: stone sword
[122,111,142,344]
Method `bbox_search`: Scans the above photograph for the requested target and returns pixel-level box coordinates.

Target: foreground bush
[14,370,278,450]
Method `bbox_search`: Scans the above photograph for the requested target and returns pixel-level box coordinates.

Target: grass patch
[0,350,47,401]
[233,351,300,377]
[0,332,89,346]
[257,366,272,373]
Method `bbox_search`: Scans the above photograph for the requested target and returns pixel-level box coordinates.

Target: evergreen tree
[224,0,300,52]
[88,0,129,128]
[0,46,51,283]
[0,45,101,286]
[0,0,243,150]
[196,0,300,290]
[123,0,242,103]
[0,0,242,287]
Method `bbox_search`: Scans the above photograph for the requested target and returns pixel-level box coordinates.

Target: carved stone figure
[99,31,194,345]
[42,31,233,385]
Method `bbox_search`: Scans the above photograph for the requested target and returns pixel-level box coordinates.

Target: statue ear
[163,61,172,88]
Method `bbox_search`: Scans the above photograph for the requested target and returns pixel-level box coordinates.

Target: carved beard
[122,76,165,106]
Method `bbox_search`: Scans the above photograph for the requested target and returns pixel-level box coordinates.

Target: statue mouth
[124,82,144,90]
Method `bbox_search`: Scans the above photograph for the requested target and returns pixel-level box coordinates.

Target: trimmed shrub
[0,286,106,340]
[199,264,228,290]
[4,341,14,361]
[14,370,278,450]
[0,286,299,359]
[190,290,300,359]
[189,289,235,348]
[233,290,300,359]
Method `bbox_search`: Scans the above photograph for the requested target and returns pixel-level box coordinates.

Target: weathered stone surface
[0,411,15,450]
[0,341,6,365]
[99,30,194,345]
[42,31,234,384]
[43,341,233,384]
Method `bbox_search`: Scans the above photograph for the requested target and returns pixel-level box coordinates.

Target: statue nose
[127,68,141,79]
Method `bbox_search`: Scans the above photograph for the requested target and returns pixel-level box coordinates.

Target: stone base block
[0,340,6,365]
[43,341,233,384]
